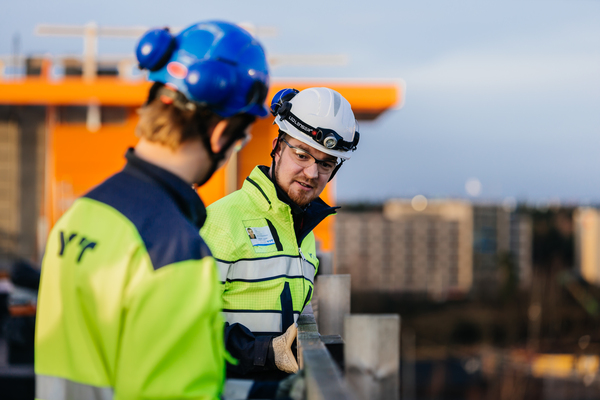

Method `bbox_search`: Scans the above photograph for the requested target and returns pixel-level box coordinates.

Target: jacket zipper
[298,247,306,281]
[298,247,306,262]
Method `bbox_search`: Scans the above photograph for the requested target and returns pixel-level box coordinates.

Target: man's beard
[274,162,318,208]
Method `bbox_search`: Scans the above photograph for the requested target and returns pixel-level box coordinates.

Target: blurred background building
[574,207,600,286]
[0,105,45,266]
[335,198,532,300]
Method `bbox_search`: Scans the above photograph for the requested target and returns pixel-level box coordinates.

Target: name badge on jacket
[243,219,276,253]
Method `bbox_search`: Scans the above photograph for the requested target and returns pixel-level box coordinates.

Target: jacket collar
[123,148,207,229]
[242,165,303,212]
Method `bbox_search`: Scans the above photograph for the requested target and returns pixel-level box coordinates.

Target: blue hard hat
[136,21,270,118]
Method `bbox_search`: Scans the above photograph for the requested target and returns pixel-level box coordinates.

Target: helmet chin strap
[195,113,256,187]
[268,131,285,180]
[328,160,344,182]
[195,132,241,187]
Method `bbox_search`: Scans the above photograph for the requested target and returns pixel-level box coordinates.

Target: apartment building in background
[335,199,532,300]
[574,207,600,286]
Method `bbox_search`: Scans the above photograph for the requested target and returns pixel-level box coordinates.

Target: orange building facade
[0,68,401,260]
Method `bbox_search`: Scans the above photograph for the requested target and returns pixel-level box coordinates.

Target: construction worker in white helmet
[202,87,360,380]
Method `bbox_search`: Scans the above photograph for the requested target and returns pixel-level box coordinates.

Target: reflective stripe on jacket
[35,151,226,400]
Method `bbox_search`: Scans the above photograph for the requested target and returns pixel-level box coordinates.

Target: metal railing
[298,304,357,400]
[298,274,401,400]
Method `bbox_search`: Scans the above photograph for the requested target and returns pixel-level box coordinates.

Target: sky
[2,0,600,204]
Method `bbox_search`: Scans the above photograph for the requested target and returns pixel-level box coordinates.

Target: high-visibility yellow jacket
[35,150,226,400]
[201,166,336,378]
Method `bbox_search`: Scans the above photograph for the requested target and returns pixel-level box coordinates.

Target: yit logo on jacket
[58,231,98,263]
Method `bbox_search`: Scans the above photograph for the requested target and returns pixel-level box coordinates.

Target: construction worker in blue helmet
[202,87,359,380]
[34,21,283,400]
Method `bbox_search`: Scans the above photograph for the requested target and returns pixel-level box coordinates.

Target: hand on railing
[272,323,299,373]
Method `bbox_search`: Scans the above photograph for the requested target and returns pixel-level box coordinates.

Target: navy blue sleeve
[224,322,275,375]
[248,381,279,399]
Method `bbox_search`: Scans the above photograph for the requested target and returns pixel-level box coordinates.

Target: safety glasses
[281,137,339,174]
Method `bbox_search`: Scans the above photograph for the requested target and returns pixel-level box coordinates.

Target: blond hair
[135,98,221,150]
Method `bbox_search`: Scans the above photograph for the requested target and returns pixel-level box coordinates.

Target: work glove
[272,323,298,373]
[275,371,305,400]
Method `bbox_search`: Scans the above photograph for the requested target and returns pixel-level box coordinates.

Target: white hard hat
[270,87,359,160]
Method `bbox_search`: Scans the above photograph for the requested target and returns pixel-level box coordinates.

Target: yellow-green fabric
[202,166,321,334]
[35,159,226,400]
